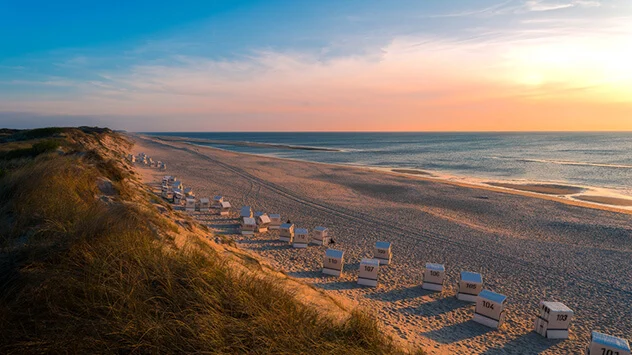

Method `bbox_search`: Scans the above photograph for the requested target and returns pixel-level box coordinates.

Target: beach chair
[422,263,445,292]
[184,187,194,198]
[213,196,224,208]
[358,258,380,287]
[586,331,630,355]
[279,223,295,242]
[173,189,184,205]
[293,228,309,248]
[473,290,507,329]
[534,301,573,339]
[199,198,211,213]
[311,226,330,246]
[220,201,231,216]
[256,214,271,233]
[185,198,196,212]
[162,175,171,186]
[269,214,281,229]
[241,217,256,235]
[322,249,344,277]
[457,271,483,302]
[240,206,253,220]
[374,241,392,265]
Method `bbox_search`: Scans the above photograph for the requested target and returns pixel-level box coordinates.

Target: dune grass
[0,128,420,354]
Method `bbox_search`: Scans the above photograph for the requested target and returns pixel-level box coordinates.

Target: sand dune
[132,135,632,355]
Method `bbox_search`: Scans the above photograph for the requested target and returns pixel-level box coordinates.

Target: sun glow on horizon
[1,0,631,131]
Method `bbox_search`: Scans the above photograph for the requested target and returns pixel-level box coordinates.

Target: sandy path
[131,135,631,355]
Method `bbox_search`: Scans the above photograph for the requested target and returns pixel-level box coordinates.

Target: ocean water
[147,132,632,197]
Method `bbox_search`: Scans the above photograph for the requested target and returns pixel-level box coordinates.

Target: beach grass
[0,128,419,354]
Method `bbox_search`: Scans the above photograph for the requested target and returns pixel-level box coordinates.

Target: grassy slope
[0,127,421,354]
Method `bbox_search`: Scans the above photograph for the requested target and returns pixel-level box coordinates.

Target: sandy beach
[132,134,632,355]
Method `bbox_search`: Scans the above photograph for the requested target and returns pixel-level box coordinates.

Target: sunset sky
[1,0,631,131]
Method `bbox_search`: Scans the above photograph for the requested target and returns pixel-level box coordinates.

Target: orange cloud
[2,30,631,131]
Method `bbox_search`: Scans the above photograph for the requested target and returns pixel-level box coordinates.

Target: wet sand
[575,195,632,207]
[131,134,632,355]
[391,169,433,176]
[486,182,585,195]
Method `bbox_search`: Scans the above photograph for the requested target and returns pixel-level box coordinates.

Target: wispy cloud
[1,0,630,131]
[425,0,603,18]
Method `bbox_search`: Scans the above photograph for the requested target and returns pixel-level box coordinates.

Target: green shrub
[18,127,65,140]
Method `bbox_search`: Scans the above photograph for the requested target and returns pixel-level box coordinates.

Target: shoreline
[150,135,632,215]
[152,135,342,152]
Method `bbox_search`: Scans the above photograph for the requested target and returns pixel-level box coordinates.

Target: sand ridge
[132,135,632,355]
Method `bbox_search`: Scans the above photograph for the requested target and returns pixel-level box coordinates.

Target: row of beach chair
[129,152,166,170]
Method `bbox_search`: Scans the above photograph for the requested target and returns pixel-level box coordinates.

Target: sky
[1,0,631,132]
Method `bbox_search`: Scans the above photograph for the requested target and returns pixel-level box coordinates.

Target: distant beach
[133,134,632,354]
[146,132,632,211]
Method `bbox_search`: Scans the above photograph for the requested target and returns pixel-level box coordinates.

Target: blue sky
[1,0,631,131]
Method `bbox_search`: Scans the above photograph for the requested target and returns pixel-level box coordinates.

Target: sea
[146,132,632,199]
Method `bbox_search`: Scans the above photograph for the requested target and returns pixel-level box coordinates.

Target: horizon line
[136,130,632,134]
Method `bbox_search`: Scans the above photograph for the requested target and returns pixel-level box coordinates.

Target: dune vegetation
[0,127,419,354]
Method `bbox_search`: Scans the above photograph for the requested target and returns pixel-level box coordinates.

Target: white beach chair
[422,263,445,292]
[534,301,573,339]
[322,249,344,277]
[473,290,507,329]
[268,214,281,229]
[199,198,211,213]
[185,198,196,212]
[586,331,630,355]
[240,206,253,220]
[293,228,309,248]
[279,223,295,242]
[311,226,330,246]
[220,201,231,216]
[358,258,380,287]
[241,217,256,235]
[213,196,224,208]
[173,189,184,205]
[256,214,271,233]
[456,271,483,302]
[374,241,392,265]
